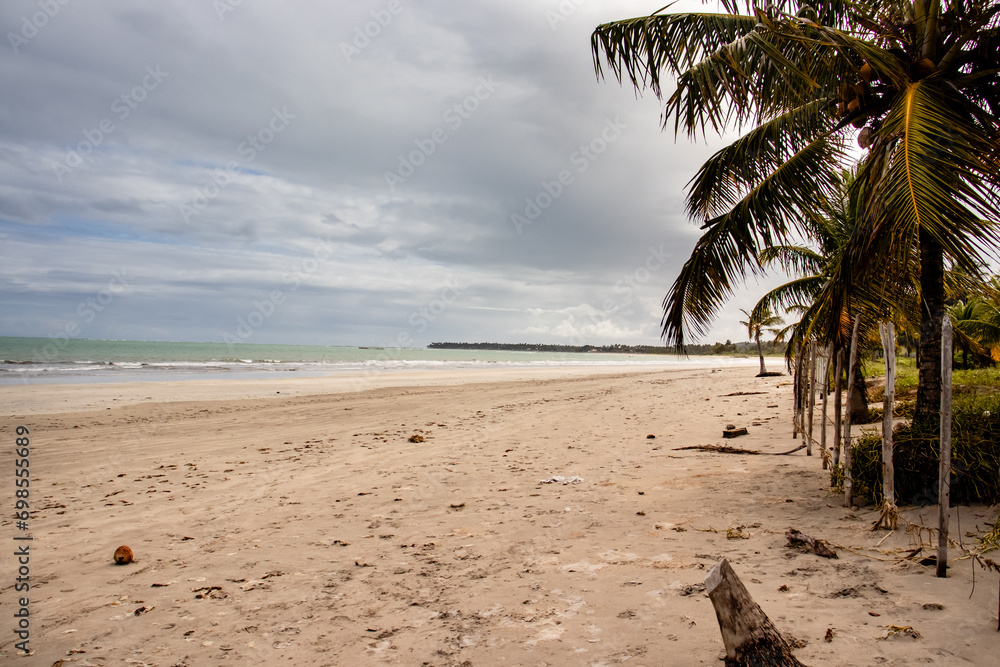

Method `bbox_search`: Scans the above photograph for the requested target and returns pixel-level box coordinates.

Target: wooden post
[844,314,861,507]
[881,322,896,504]
[799,346,808,440]
[937,316,953,578]
[705,558,807,666]
[806,342,817,457]
[820,345,831,469]
[876,321,898,530]
[793,343,804,439]
[833,347,843,470]
[791,343,798,439]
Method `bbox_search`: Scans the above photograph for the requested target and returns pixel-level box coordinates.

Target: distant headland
[427,341,779,356]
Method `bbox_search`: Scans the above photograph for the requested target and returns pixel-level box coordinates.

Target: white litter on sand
[538,475,583,484]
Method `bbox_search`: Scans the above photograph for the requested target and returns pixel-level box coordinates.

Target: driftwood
[723,427,749,438]
[785,528,838,559]
[676,444,759,454]
[706,558,808,667]
[673,444,806,456]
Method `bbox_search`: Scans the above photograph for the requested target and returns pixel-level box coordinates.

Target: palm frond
[872,79,1000,276]
[660,212,761,348]
[592,12,759,100]
[757,244,827,276]
[750,275,826,326]
[685,98,834,219]
[661,131,845,347]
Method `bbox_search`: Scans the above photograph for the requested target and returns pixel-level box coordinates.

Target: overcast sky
[0,0,778,348]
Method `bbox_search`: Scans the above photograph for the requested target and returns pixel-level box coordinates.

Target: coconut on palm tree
[591,0,1000,425]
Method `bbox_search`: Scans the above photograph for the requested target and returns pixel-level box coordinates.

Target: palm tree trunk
[916,230,946,423]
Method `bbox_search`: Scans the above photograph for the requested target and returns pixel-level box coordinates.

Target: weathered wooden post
[820,344,831,469]
[793,342,804,439]
[875,321,898,530]
[705,558,808,666]
[806,342,817,456]
[843,314,861,506]
[833,347,843,471]
[937,316,953,578]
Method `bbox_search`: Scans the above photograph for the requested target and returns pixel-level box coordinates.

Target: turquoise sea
[0,336,756,384]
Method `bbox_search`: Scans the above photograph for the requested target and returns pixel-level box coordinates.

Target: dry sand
[1,366,997,666]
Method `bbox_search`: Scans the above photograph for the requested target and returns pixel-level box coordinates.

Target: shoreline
[1,366,995,665]
[0,359,768,417]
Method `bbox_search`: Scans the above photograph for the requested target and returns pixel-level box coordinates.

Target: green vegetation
[426,341,784,356]
[848,366,1000,505]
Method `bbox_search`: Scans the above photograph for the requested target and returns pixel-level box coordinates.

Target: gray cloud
[0,0,763,348]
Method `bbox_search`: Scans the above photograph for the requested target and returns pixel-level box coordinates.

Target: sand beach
[1,365,997,666]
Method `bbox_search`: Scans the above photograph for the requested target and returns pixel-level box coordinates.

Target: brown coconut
[114,545,134,565]
[914,58,936,79]
[858,127,873,149]
[859,62,875,83]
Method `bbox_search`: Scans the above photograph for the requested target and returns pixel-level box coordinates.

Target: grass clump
[848,392,1000,505]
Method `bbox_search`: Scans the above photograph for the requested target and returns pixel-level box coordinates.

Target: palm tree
[948,295,1000,367]
[592,1,1000,425]
[746,174,877,419]
[739,307,783,375]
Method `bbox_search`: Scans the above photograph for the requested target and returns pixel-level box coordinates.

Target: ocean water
[0,336,757,384]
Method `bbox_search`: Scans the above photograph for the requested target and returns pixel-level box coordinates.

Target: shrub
[847,394,1000,505]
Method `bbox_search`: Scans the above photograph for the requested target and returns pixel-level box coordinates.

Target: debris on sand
[538,475,583,484]
[113,545,133,565]
[786,528,838,559]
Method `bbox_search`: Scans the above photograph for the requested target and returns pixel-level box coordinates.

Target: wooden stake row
[788,314,955,575]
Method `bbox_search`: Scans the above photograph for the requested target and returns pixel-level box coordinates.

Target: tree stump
[705,559,808,666]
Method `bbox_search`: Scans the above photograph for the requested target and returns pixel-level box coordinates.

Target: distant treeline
[428,341,786,356]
